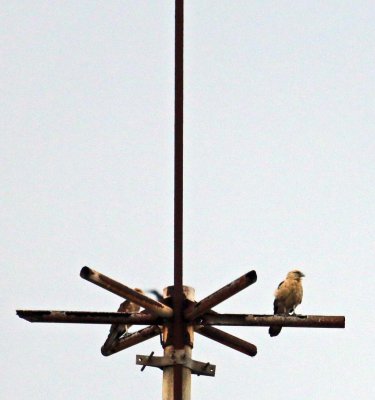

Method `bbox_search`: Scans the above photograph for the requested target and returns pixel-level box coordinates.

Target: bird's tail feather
[269,326,282,337]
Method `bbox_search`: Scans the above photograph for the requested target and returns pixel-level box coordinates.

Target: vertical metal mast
[173,1,184,399]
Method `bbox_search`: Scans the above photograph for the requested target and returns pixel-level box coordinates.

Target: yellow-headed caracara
[269,270,305,337]
[104,288,145,347]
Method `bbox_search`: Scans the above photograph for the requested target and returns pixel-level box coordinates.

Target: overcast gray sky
[1,1,374,399]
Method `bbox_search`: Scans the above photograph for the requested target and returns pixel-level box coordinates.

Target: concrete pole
[162,286,194,400]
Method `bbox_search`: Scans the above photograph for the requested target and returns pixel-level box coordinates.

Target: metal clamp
[136,350,216,377]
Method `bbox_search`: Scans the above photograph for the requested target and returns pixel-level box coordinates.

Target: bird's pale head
[287,270,305,280]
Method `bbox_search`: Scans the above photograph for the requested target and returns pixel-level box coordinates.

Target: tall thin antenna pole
[173,0,184,398]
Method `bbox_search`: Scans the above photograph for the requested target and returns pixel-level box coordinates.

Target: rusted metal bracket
[136,350,216,377]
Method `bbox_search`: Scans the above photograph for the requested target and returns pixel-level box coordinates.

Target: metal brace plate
[136,351,216,377]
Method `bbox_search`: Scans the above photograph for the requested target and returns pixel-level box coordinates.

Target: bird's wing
[276,279,303,312]
[273,280,284,314]
[270,280,288,335]
[275,278,295,301]
[273,298,279,314]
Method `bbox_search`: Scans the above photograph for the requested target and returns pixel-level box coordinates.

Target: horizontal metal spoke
[16,310,160,325]
[198,313,345,328]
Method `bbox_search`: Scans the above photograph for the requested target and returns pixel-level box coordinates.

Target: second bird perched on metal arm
[103,288,145,349]
[269,270,305,337]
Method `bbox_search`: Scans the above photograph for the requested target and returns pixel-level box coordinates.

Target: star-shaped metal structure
[17,2,345,399]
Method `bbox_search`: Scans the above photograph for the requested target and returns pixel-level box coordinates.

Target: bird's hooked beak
[300,272,305,277]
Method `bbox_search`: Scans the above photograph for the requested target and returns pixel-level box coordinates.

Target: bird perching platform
[17,267,345,399]
[17,266,345,399]
[16,1,345,399]
[17,266,345,360]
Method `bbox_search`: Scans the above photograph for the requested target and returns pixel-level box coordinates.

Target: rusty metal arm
[16,310,161,325]
[101,325,161,356]
[194,326,257,357]
[198,313,345,328]
[80,267,173,318]
[184,270,257,321]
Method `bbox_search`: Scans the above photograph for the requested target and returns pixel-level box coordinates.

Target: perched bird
[269,270,305,337]
[104,288,145,348]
